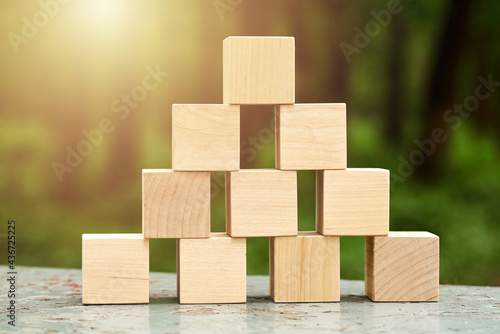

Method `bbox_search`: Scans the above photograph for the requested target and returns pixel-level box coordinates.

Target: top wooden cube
[223,36,295,105]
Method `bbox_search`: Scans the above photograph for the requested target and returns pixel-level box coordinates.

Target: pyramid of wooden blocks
[317,169,389,236]
[276,103,346,170]
[82,35,439,306]
[142,169,210,238]
[365,232,439,302]
[177,233,246,304]
[82,234,149,304]
[226,170,298,237]
[270,232,340,303]
[172,104,240,171]
[223,36,295,104]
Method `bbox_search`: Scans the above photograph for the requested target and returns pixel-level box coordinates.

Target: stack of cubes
[82,36,439,305]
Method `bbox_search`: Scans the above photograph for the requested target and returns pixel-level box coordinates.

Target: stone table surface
[1,266,499,333]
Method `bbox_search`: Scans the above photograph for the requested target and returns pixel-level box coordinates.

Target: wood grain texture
[226,169,298,237]
[270,232,340,303]
[172,104,240,171]
[142,169,210,238]
[365,232,439,302]
[82,234,149,304]
[317,169,389,236]
[276,104,346,170]
[223,36,295,104]
[177,233,246,304]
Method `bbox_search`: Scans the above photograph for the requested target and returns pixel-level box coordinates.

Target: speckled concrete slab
[2,266,499,333]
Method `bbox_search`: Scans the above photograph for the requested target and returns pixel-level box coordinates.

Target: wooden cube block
[82,234,149,304]
[142,169,210,238]
[317,169,389,236]
[270,232,340,302]
[226,170,297,237]
[365,232,439,302]
[177,233,246,304]
[172,104,240,171]
[276,104,346,170]
[223,36,295,104]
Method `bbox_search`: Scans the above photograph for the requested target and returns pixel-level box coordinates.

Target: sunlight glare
[81,0,130,31]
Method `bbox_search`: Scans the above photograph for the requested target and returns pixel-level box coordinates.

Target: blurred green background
[1,0,499,286]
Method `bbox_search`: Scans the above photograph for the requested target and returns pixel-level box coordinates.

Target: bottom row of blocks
[82,232,439,305]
